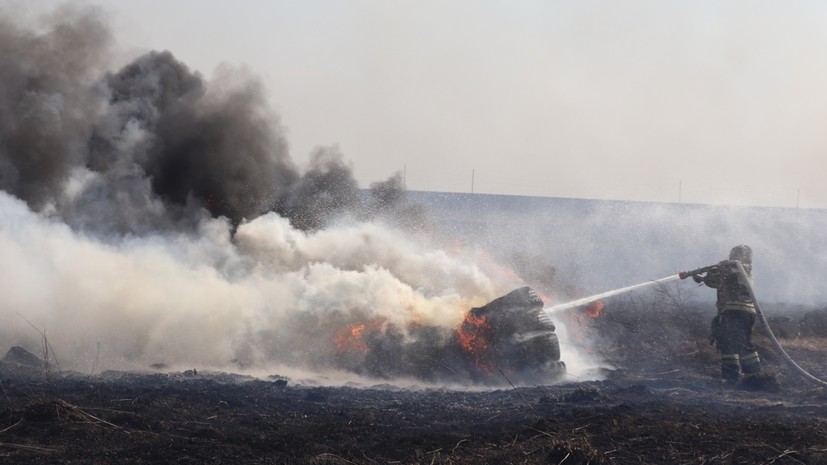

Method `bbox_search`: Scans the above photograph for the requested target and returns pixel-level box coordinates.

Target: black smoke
[275,146,360,231]
[0,6,110,211]
[98,50,299,229]
[364,173,429,231]
[0,6,412,235]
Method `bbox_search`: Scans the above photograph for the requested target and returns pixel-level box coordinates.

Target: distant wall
[409,191,827,306]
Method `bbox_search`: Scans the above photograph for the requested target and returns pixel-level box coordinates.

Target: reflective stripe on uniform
[722,302,756,314]
[720,353,740,364]
[741,351,760,364]
[740,351,762,374]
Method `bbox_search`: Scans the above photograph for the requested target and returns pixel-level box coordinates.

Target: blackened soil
[3,301,827,464]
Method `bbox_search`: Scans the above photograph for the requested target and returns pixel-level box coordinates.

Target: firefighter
[691,245,762,384]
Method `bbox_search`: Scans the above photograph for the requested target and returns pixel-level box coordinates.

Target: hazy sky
[14,0,827,208]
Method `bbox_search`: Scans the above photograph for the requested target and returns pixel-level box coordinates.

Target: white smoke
[0,191,522,377]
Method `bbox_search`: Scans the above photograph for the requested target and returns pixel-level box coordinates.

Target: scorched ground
[3,293,827,465]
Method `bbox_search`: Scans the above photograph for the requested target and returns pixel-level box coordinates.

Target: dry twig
[0,441,58,453]
[0,419,21,434]
[452,439,468,453]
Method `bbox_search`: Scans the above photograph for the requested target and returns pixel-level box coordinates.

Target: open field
[2,298,827,464]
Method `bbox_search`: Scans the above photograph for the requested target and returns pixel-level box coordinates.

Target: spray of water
[541,274,681,320]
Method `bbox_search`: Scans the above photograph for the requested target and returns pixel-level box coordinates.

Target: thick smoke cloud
[112,52,299,226]
[0,7,385,234]
[0,190,507,379]
[0,6,110,210]
[1,6,565,385]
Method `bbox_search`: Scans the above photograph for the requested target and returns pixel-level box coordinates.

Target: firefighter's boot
[720,353,741,384]
[740,351,762,376]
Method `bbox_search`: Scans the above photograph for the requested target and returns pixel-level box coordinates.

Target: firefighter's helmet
[729,244,752,265]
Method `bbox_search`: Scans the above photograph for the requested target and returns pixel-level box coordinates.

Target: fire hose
[684,262,827,388]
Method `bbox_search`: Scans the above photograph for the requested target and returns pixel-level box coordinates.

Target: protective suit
[694,245,762,383]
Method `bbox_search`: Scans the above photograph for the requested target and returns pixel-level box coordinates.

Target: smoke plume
[1,6,553,384]
[0,5,110,211]
[0,6,379,235]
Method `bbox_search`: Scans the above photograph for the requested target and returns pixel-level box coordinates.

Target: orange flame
[456,311,494,371]
[582,300,605,318]
[457,312,490,354]
[334,320,384,353]
[560,300,605,347]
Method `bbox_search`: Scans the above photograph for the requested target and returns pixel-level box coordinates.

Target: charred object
[355,287,565,386]
[2,346,44,370]
[457,287,564,384]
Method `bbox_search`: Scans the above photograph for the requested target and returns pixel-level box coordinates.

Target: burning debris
[456,287,564,382]
[326,287,565,386]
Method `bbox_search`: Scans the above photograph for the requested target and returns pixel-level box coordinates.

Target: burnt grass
[3,297,827,464]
